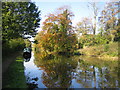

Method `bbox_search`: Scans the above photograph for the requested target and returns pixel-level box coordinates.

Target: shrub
[24,39,31,47]
[78,34,110,47]
[104,44,109,52]
[9,38,25,51]
[2,38,25,57]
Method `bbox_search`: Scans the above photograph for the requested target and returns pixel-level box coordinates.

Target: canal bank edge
[78,42,118,61]
[2,51,27,88]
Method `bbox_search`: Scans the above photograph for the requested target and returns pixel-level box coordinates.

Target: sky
[31,1,106,32]
[29,0,119,41]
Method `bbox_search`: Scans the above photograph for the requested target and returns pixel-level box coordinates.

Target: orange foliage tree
[35,6,77,56]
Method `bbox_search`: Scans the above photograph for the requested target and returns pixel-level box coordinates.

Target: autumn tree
[99,1,119,41]
[35,6,77,56]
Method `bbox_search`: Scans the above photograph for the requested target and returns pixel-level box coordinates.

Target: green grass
[2,56,27,88]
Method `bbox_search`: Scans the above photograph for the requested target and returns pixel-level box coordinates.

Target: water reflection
[75,56,119,88]
[24,58,31,62]
[24,53,119,88]
[24,52,46,89]
[34,55,77,88]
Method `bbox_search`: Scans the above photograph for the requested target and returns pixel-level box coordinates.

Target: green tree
[2,2,41,44]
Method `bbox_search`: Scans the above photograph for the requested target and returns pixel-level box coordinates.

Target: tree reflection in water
[33,53,119,88]
[75,56,119,88]
[34,54,77,88]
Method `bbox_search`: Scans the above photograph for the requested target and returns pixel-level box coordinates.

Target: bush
[9,38,25,51]
[24,39,31,47]
[79,34,98,47]
[104,44,109,52]
[2,38,25,57]
[95,35,109,45]
[73,50,81,55]
[79,34,110,47]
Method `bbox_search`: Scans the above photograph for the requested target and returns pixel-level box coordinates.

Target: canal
[24,51,120,88]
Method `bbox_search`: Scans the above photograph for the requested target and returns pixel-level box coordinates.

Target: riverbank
[2,51,22,73]
[2,51,27,88]
[78,42,118,61]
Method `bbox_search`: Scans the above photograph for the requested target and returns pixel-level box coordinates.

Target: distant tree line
[76,1,120,48]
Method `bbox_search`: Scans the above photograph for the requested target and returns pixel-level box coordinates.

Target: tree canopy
[2,2,41,44]
[35,6,77,56]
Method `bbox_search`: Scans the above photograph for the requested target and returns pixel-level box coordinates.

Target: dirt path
[2,51,22,74]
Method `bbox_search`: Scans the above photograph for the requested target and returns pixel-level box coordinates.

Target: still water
[24,52,120,88]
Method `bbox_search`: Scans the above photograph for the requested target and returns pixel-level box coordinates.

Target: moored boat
[23,47,32,59]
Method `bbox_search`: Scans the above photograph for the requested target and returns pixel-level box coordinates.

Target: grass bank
[79,42,119,60]
[2,55,27,88]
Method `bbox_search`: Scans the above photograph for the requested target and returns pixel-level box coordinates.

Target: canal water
[24,51,120,88]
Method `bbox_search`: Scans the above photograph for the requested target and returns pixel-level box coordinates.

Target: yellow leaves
[110,30,117,35]
[46,22,53,26]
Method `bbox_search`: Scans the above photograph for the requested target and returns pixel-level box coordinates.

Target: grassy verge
[79,42,119,60]
[2,56,27,88]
